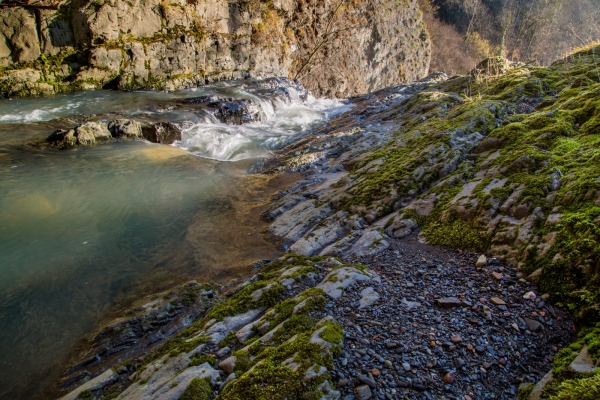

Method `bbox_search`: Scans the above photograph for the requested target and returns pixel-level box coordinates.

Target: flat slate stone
[523,317,543,332]
[436,297,462,307]
[569,345,599,373]
[490,297,506,305]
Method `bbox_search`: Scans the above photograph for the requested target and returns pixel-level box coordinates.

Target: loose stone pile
[329,239,573,400]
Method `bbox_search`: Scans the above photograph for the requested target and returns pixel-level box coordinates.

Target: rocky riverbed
[26,44,600,399]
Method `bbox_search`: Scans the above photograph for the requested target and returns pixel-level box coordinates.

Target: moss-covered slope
[332,45,600,325]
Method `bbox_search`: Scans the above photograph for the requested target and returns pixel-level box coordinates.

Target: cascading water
[0,79,352,400]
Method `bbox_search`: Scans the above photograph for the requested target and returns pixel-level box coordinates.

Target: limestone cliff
[0,0,430,98]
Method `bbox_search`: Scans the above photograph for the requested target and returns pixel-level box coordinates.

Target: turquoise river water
[0,80,351,399]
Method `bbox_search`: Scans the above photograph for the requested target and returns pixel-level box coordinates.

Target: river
[0,79,351,399]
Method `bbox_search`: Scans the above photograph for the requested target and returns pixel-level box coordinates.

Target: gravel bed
[329,237,574,400]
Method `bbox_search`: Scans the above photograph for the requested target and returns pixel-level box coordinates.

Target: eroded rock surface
[0,0,430,98]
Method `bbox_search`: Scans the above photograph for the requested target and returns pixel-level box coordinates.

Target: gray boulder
[108,120,143,138]
[75,121,112,145]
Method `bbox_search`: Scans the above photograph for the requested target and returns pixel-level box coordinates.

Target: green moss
[206,281,284,321]
[232,350,252,374]
[180,377,212,400]
[318,321,344,345]
[144,334,209,363]
[188,354,216,367]
[272,314,316,342]
[215,283,342,399]
[422,219,490,252]
[549,373,600,400]
[77,390,94,399]
[337,44,600,329]
[517,384,534,400]
[220,360,318,400]
[553,347,579,374]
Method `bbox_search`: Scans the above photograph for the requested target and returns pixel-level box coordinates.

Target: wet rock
[47,129,77,148]
[60,282,214,390]
[75,121,112,145]
[108,119,142,138]
[141,122,182,144]
[59,369,116,400]
[211,99,266,125]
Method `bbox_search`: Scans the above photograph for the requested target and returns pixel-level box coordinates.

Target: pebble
[490,297,506,306]
[476,255,487,267]
[358,374,376,388]
[524,317,543,332]
[354,385,372,400]
[523,291,537,300]
[450,335,463,343]
[443,372,456,384]
[436,297,462,307]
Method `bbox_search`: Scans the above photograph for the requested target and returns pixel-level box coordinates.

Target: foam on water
[0,79,353,156]
[174,93,353,161]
